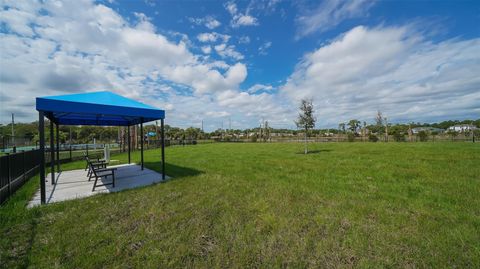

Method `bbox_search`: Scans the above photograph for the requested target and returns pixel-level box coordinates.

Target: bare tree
[384,117,388,142]
[375,111,384,127]
[295,99,316,154]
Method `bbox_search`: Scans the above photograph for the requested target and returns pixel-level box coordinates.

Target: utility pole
[201,120,204,132]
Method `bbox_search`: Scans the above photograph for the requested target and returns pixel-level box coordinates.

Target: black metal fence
[0,149,42,204]
[0,140,186,204]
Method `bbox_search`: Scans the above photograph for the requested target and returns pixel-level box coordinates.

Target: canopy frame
[36,91,166,204]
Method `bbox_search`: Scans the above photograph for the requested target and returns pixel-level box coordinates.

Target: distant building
[447,124,478,133]
[411,127,444,134]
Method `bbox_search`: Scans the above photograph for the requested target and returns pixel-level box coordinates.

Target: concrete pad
[29,163,169,207]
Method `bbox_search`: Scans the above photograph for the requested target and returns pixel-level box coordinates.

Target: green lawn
[1,142,479,268]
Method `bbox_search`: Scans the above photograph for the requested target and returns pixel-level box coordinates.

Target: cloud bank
[0,0,478,130]
[282,25,480,126]
[0,0,285,129]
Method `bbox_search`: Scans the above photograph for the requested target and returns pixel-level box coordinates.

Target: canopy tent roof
[36,91,165,126]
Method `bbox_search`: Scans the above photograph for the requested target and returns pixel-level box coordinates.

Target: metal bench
[84,154,108,178]
[89,162,116,191]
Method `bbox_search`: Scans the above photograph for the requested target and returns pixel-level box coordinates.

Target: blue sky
[1,0,479,131]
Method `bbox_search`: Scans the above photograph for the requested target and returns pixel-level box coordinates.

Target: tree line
[1,116,479,145]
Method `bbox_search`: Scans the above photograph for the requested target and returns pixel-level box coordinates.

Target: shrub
[368,134,378,142]
[418,131,428,142]
[250,135,257,142]
[347,133,355,142]
[393,131,405,142]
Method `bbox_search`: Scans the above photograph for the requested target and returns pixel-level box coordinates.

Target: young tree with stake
[295,99,316,154]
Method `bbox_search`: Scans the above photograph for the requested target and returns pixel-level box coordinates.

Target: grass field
[1,142,479,268]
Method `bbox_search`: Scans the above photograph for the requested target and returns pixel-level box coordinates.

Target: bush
[418,131,428,142]
[250,135,257,142]
[368,134,378,142]
[347,133,355,142]
[393,131,405,142]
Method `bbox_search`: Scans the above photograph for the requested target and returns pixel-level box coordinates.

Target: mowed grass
[1,142,479,268]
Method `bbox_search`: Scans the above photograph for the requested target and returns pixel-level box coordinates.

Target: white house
[411,127,444,134]
[447,124,478,132]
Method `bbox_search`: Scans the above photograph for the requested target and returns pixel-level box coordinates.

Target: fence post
[23,150,26,183]
[6,153,11,197]
[70,144,72,160]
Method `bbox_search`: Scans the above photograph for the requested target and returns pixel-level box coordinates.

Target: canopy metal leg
[127,125,131,164]
[140,120,144,170]
[39,111,46,204]
[56,123,60,173]
[161,119,165,180]
[50,118,55,185]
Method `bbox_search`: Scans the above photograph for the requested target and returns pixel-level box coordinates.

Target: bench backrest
[88,162,100,177]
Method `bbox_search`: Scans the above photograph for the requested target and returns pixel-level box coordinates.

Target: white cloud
[247,84,274,94]
[206,111,230,117]
[0,0,268,128]
[296,0,375,39]
[188,16,221,29]
[233,15,258,27]
[197,32,230,43]
[205,17,221,29]
[214,43,244,60]
[258,41,272,55]
[0,6,37,36]
[224,1,259,28]
[225,1,238,15]
[216,90,289,121]
[238,36,250,44]
[2,1,477,130]
[281,25,480,126]
[214,43,227,51]
[201,46,212,54]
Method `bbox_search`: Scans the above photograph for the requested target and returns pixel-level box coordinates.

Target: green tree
[185,127,201,140]
[418,130,428,142]
[347,132,355,142]
[447,130,458,141]
[295,99,316,154]
[392,130,405,142]
[348,119,360,134]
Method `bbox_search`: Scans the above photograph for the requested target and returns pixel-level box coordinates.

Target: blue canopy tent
[36,91,166,204]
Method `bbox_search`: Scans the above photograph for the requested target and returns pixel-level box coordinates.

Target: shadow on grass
[295,149,333,154]
[143,162,203,179]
